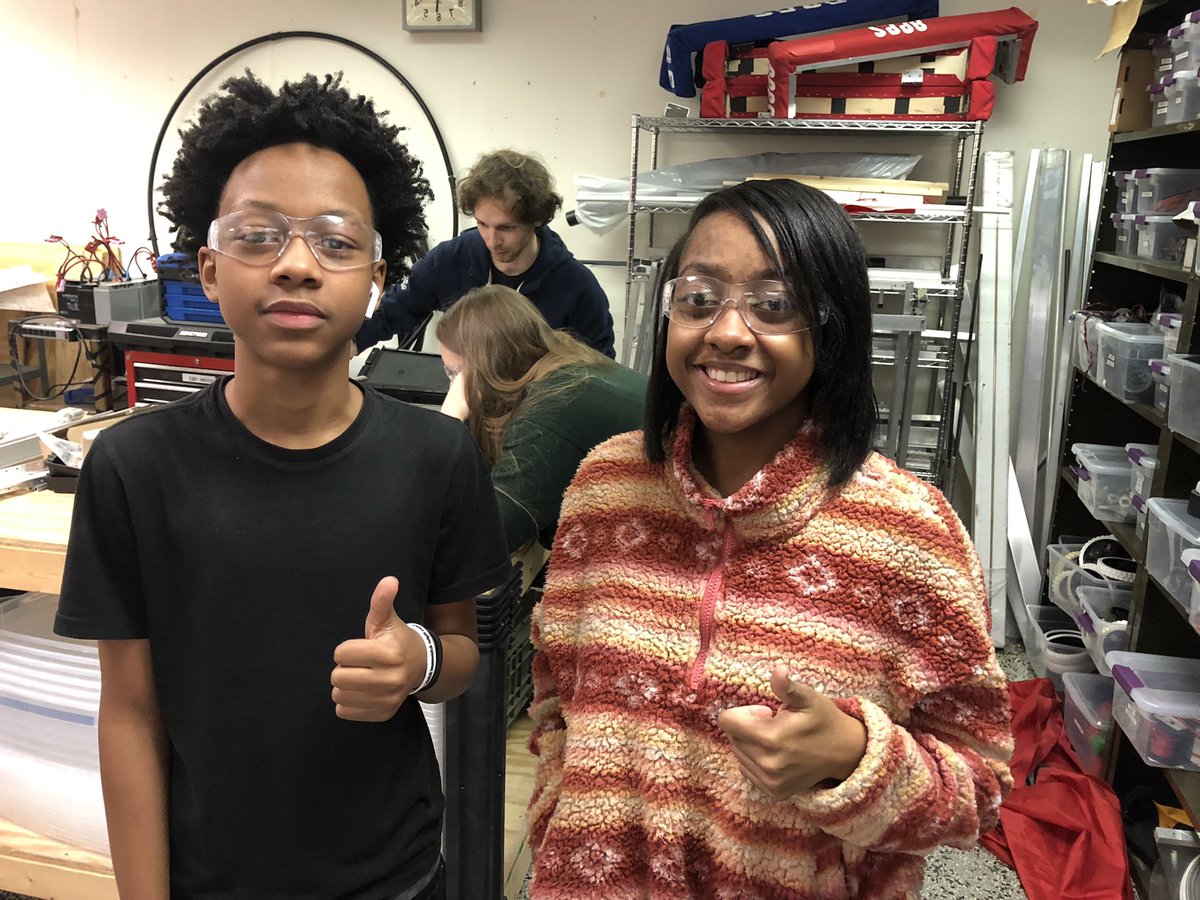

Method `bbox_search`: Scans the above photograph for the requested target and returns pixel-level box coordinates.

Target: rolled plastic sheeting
[571,150,921,236]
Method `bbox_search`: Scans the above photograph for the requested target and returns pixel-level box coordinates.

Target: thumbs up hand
[715,664,868,801]
[331,576,428,722]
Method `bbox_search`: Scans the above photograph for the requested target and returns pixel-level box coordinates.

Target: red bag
[979,678,1134,900]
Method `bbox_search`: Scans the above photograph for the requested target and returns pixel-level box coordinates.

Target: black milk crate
[505,610,535,728]
[442,564,524,900]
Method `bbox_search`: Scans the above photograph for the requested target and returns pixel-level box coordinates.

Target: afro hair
[158,70,432,286]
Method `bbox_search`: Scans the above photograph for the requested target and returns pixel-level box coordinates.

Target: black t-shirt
[55,378,511,900]
[489,264,526,291]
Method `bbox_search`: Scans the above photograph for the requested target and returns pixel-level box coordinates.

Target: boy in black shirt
[54,72,511,900]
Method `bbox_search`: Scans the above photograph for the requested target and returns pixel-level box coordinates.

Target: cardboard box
[0,267,55,313]
[1110,48,1155,133]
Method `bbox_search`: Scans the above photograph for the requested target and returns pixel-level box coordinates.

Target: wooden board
[747,173,950,196]
[0,818,116,900]
[0,490,72,593]
[504,716,536,899]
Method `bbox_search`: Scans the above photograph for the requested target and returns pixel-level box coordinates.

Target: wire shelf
[635,116,983,135]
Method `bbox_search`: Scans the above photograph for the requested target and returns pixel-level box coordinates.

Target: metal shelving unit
[622,114,984,486]
[1043,0,1200,842]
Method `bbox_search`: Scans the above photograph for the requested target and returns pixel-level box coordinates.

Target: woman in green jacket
[436,285,647,553]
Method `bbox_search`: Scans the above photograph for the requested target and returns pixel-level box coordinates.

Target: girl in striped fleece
[526,179,1013,899]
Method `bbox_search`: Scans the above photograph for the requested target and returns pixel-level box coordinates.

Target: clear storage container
[1133,493,1149,540]
[1151,34,1175,78]
[1149,80,1171,128]
[1112,172,1135,214]
[1173,17,1200,70]
[1047,542,1123,618]
[1111,212,1137,255]
[1072,442,1137,522]
[1153,826,1200,900]
[1185,548,1200,636]
[1133,167,1200,214]
[1024,603,1072,676]
[1153,310,1183,354]
[1025,603,1092,692]
[1126,442,1159,499]
[1106,651,1200,771]
[1094,321,1164,403]
[1150,358,1172,412]
[1073,311,1108,377]
[1062,671,1115,778]
[1167,354,1200,442]
[1163,69,1200,124]
[1145,497,1200,607]
[1134,213,1197,261]
[1077,584,1132,676]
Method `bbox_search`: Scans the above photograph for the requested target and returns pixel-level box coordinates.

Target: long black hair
[159,71,432,286]
[643,179,877,487]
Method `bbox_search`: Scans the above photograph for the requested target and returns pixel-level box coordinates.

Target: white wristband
[407,623,438,693]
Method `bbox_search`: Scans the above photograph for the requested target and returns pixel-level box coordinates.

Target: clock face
[403,0,480,31]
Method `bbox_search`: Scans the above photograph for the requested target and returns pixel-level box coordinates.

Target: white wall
[0,0,1119,354]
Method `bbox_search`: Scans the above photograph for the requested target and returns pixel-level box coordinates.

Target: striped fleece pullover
[527,408,1013,899]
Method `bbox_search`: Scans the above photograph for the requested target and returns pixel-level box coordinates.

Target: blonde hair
[435,285,612,466]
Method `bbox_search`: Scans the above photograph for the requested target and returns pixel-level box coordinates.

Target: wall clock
[403,0,481,32]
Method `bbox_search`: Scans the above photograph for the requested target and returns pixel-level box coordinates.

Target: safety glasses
[207,210,382,271]
[660,275,827,335]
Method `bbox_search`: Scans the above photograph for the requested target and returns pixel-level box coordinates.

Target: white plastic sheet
[571,151,922,235]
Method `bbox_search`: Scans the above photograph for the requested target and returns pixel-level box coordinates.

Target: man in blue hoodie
[356,149,615,356]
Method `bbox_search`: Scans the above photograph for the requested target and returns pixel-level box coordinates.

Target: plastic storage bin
[1184,547,1200,638]
[1126,442,1159,499]
[1133,493,1150,540]
[1111,212,1137,255]
[1112,172,1135,214]
[1077,584,1132,675]
[1150,358,1172,412]
[1073,311,1108,377]
[1025,603,1093,691]
[1133,167,1200,214]
[1145,497,1200,607]
[1167,354,1200,442]
[1093,321,1164,403]
[1024,603,1073,677]
[1151,34,1175,78]
[1106,651,1200,771]
[1047,542,1122,618]
[1173,16,1200,69]
[1072,443,1136,522]
[1163,70,1200,124]
[1153,826,1200,900]
[1153,310,1183,354]
[1134,213,1197,262]
[1062,671,1115,778]
[1149,80,1171,128]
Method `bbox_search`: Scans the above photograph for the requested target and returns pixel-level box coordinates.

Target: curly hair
[455,150,562,225]
[158,71,432,286]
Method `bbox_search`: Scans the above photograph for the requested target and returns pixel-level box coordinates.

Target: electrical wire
[146,32,457,258]
[7,316,108,403]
